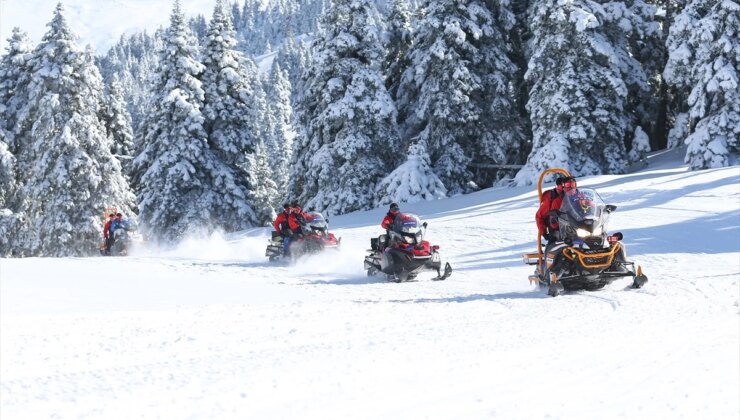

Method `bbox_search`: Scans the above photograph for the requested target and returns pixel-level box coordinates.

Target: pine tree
[101,74,135,176]
[133,0,257,243]
[0,28,34,156]
[515,0,632,185]
[383,0,413,103]
[265,62,293,201]
[202,0,262,169]
[289,0,399,215]
[0,131,16,210]
[244,140,278,225]
[398,0,526,192]
[375,139,447,205]
[12,3,134,256]
[665,0,739,169]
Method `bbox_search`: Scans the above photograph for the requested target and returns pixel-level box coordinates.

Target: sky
[2,152,739,418]
[0,0,224,54]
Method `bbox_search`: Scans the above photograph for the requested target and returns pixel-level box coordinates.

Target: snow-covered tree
[202,0,262,168]
[0,132,16,209]
[11,4,134,256]
[375,139,446,205]
[244,140,278,225]
[101,74,135,175]
[134,0,257,243]
[0,28,34,155]
[515,1,632,185]
[265,62,293,200]
[289,0,399,215]
[628,126,651,162]
[665,0,739,169]
[383,0,414,103]
[398,0,526,192]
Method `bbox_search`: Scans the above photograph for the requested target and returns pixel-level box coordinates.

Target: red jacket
[288,208,310,231]
[273,210,291,232]
[536,189,564,235]
[381,212,397,230]
[103,220,113,239]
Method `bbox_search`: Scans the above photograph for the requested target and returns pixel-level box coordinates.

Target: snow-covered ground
[2,154,739,419]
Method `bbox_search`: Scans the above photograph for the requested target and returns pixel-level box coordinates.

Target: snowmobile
[523,168,648,296]
[265,211,341,262]
[364,213,452,282]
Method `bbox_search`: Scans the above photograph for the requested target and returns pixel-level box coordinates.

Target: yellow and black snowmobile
[523,169,648,296]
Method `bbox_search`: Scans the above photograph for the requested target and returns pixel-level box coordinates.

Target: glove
[542,233,552,242]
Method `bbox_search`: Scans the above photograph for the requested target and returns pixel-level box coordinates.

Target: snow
[1,156,739,418]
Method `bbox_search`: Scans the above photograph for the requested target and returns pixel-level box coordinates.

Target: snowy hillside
[1,155,739,418]
[0,0,224,52]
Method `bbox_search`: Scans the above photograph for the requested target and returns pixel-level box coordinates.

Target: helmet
[116,213,123,217]
[389,202,400,213]
[563,177,577,192]
[283,203,290,210]
[108,213,116,218]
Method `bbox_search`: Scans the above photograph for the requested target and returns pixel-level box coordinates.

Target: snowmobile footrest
[433,262,452,281]
[632,274,648,289]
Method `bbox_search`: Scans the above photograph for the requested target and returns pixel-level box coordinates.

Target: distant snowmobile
[524,169,648,296]
[265,211,340,262]
[364,213,452,282]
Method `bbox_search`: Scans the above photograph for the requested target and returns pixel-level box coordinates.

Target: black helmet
[555,176,566,186]
[283,203,290,210]
[389,202,400,212]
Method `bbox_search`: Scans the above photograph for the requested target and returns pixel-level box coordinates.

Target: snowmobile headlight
[415,232,423,244]
[592,226,603,236]
[576,228,591,238]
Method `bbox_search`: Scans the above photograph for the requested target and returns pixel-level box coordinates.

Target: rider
[103,213,115,255]
[536,176,578,242]
[108,213,127,252]
[273,203,293,254]
[288,201,310,237]
[381,203,400,230]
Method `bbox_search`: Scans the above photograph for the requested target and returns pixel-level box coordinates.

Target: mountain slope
[1,155,738,418]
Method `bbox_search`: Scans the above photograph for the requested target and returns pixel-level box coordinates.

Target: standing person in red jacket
[103,213,115,255]
[381,203,400,230]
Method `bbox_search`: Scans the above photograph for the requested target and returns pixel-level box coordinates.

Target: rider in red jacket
[536,176,577,241]
[103,213,115,255]
[273,203,291,233]
[288,202,310,234]
[381,203,400,230]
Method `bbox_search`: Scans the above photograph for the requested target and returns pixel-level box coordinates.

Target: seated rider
[103,213,115,255]
[108,213,127,252]
[536,176,577,243]
[288,201,310,237]
[273,203,293,254]
[381,203,400,230]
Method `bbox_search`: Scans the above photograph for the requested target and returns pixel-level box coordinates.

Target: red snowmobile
[265,211,340,262]
[364,213,452,282]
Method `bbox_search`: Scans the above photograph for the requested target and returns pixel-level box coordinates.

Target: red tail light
[432,245,440,251]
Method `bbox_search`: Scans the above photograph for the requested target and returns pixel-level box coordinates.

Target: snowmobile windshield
[560,188,605,223]
[392,213,424,244]
[305,212,328,233]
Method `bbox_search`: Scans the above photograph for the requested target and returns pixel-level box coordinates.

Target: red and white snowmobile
[265,211,340,262]
[523,168,648,296]
[364,213,452,282]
